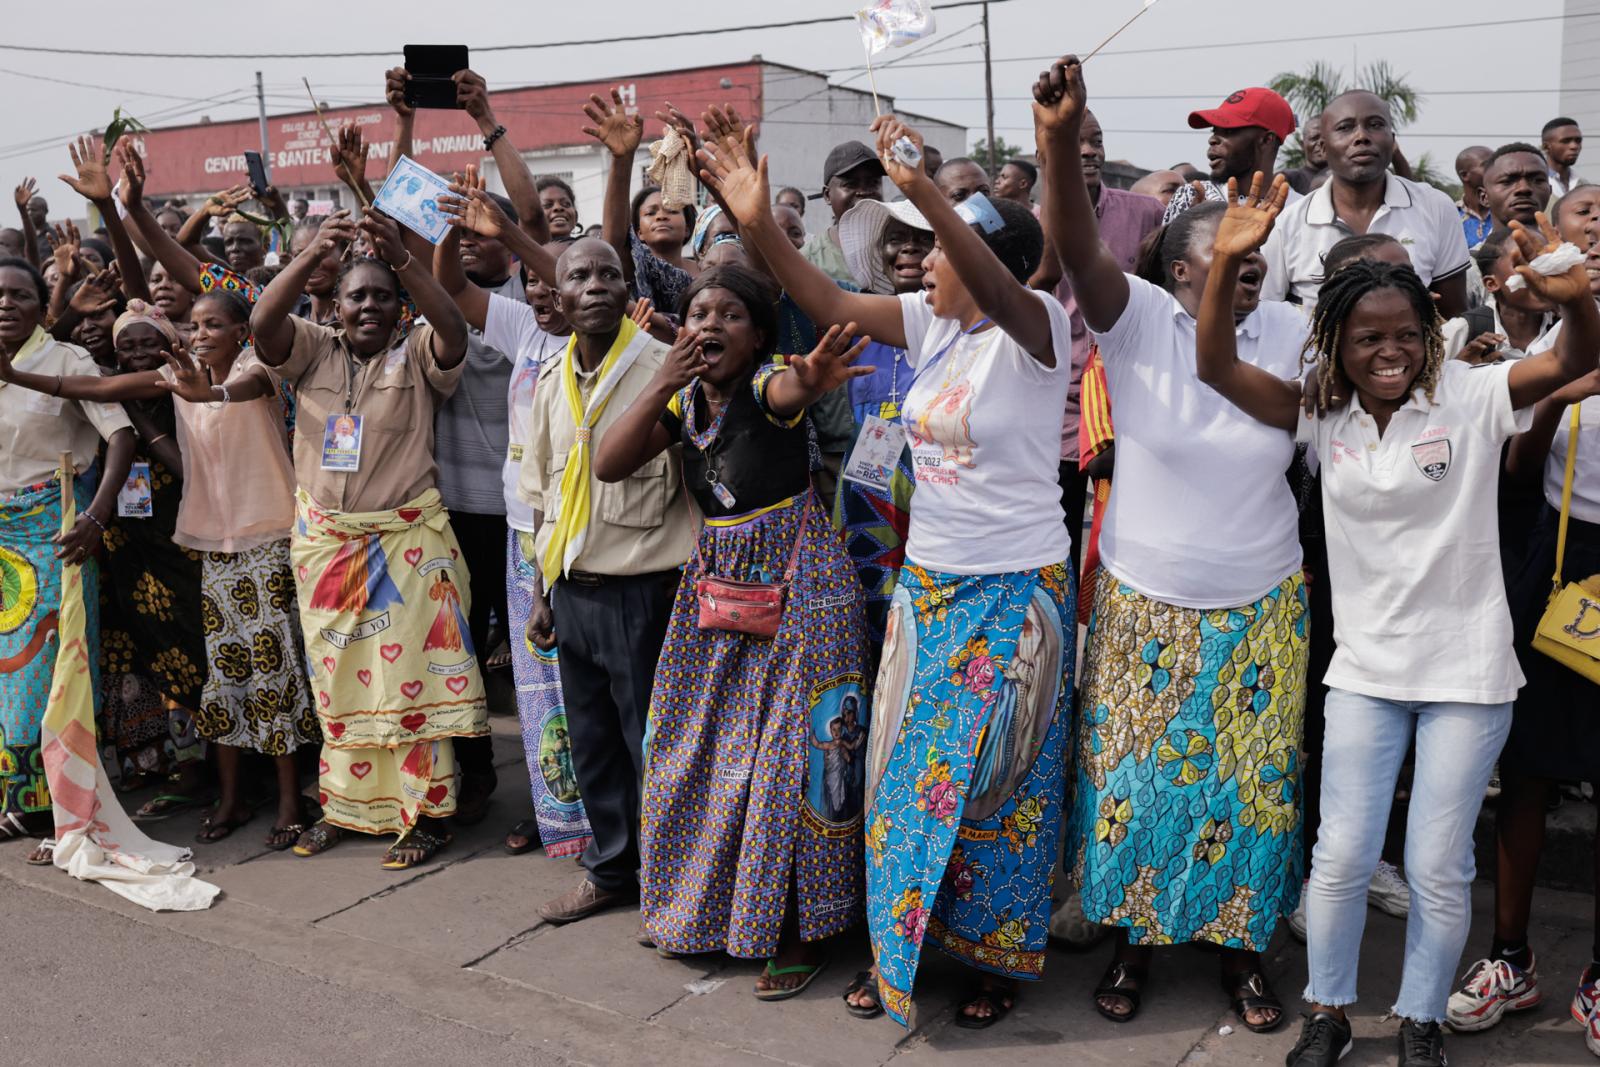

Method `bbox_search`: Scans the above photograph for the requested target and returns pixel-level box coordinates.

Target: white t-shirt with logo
[1527,321,1600,523]
[1301,359,1533,703]
[1091,274,1307,609]
[485,293,570,533]
[898,289,1074,575]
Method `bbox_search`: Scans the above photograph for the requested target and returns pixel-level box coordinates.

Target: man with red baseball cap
[1161,86,1301,224]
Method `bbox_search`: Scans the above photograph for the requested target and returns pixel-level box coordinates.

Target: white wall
[1561,0,1600,149]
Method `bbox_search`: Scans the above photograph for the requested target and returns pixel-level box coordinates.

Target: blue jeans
[1303,689,1512,1023]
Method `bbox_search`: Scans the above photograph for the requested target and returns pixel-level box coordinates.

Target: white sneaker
[1446,956,1541,1032]
[1368,860,1410,918]
[1286,879,1308,942]
[1585,1001,1600,1058]
[1047,888,1105,948]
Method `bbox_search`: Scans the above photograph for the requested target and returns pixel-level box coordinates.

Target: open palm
[1510,214,1593,306]
[582,89,642,159]
[790,323,873,394]
[1213,174,1288,259]
[696,140,768,228]
[61,134,112,202]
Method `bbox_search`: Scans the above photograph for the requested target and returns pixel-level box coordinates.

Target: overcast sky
[0,0,1575,214]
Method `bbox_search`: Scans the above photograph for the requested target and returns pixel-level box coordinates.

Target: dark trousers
[1058,461,1088,579]
[451,510,509,786]
[549,570,678,891]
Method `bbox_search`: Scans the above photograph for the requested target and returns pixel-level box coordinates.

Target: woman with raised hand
[0,289,319,848]
[1035,56,1309,1034]
[583,89,698,316]
[0,257,135,851]
[250,208,487,871]
[1191,172,1600,1065]
[593,264,869,1000]
[700,109,1075,1029]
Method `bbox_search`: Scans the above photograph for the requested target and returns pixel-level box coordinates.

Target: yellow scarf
[540,317,647,584]
[0,326,52,391]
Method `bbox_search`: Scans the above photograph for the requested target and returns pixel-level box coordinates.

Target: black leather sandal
[1094,958,1148,1023]
[1222,968,1284,1033]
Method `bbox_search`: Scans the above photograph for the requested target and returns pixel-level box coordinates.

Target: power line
[849,10,1600,70]
[0,0,1014,60]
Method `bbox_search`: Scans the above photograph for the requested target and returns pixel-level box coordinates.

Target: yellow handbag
[1532,405,1600,683]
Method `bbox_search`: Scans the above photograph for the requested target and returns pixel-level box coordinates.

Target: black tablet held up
[403,45,469,110]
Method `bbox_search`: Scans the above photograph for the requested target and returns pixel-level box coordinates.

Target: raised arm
[763,322,874,417]
[1033,55,1130,333]
[13,179,40,267]
[250,211,354,365]
[1194,175,1302,432]
[696,111,905,347]
[455,70,550,245]
[438,165,557,289]
[117,140,208,294]
[592,329,698,482]
[582,88,644,286]
[60,134,149,302]
[175,186,250,250]
[360,208,468,370]
[331,121,378,209]
[872,115,1056,364]
[155,346,277,405]
[45,224,82,325]
[50,263,122,345]
[1505,215,1600,409]
[378,69,432,267]
[432,224,490,331]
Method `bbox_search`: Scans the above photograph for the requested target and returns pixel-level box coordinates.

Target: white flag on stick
[855,0,937,57]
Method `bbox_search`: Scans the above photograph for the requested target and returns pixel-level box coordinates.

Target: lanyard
[922,317,993,379]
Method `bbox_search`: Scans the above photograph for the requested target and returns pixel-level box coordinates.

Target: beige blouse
[160,350,297,553]
[274,317,462,514]
[0,328,132,493]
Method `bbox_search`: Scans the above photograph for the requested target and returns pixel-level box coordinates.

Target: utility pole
[982,2,996,177]
[255,70,272,182]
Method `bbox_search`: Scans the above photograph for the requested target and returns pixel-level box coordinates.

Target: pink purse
[694,501,809,638]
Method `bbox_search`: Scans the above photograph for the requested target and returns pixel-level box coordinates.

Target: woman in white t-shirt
[435,212,597,864]
[1036,57,1308,1033]
[1192,173,1600,1067]
[701,114,1074,1029]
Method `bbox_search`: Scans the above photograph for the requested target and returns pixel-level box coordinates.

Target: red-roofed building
[131,59,966,234]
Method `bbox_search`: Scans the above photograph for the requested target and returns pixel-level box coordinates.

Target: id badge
[711,481,737,509]
[117,462,153,518]
[508,443,524,462]
[321,413,363,472]
[841,414,906,490]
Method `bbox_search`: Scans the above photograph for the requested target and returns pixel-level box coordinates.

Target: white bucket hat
[838,198,933,295]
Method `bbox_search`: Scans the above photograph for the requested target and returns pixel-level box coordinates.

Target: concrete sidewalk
[1,715,1594,1066]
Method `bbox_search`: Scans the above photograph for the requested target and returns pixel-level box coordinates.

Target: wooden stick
[865,50,883,116]
[1083,0,1162,63]
[303,77,370,207]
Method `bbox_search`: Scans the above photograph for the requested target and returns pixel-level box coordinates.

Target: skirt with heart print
[291,489,488,835]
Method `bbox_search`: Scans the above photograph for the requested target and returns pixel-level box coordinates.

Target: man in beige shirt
[518,238,697,924]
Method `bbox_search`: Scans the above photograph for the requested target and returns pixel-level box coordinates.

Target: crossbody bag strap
[1551,404,1582,602]
[781,489,814,584]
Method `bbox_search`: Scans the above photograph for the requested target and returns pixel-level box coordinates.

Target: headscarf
[112,298,180,348]
[689,204,725,260]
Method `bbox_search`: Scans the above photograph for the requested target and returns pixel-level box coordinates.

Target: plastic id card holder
[321,413,364,472]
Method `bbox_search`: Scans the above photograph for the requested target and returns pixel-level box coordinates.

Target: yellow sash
[540,318,647,584]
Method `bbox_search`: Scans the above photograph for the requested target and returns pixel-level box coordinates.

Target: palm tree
[1270,60,1423,168]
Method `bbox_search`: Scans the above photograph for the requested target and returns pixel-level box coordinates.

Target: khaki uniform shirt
[519,338,698,577]
[0,330,132,492]
[275,317,462,513]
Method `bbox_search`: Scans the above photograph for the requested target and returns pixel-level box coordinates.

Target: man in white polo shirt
[1261,90,1470,317]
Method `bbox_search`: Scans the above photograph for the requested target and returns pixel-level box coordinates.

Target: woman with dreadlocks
[1036,56,1310,1034]
[1194,173,1600,1067]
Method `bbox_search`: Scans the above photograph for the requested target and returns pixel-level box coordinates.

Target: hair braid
[1298,260,1445,408]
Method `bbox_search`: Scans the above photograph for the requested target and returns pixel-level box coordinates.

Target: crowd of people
[1,51,1599,1067]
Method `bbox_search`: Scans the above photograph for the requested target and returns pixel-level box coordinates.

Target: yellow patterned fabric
[290,488,487,836]
[1068,569,1308,950]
